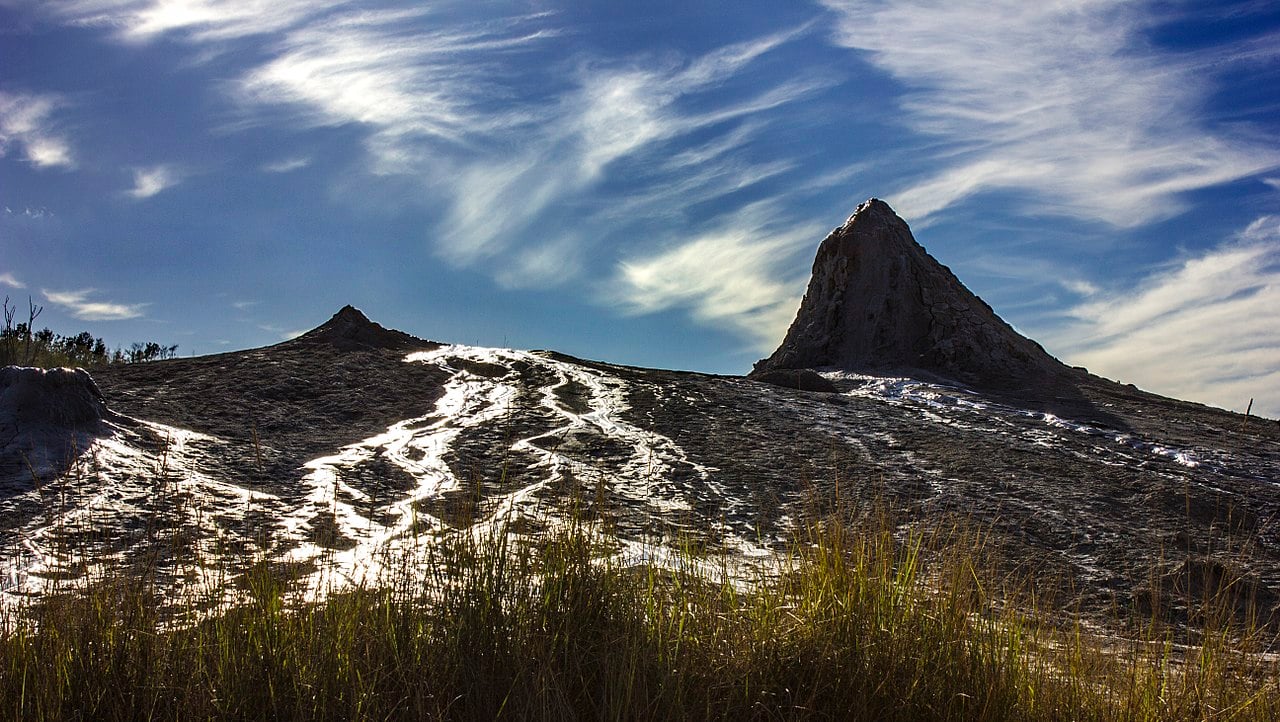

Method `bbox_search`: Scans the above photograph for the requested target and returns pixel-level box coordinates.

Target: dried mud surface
[3,325,1278,626]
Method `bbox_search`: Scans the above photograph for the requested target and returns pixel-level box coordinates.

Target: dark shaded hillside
[5,218,1279,628]
[95,307,450,462]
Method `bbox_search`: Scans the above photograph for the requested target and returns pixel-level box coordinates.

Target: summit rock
[753,199,1073,393]
[291,305,426,352]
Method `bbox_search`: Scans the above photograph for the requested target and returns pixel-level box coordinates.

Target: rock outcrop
[753,199,1074,393]
[1,366,107,428]
[1,366,110,481]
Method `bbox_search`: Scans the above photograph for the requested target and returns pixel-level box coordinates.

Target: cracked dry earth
[2,319,1279,626]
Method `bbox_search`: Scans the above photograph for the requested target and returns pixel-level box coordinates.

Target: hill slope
[2,223,1278,623]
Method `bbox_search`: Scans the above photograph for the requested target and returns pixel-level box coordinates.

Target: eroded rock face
[1,366,109,482]
[753,199,1072,392]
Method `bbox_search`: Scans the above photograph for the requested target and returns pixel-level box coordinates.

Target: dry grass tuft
[1,494,1277,720]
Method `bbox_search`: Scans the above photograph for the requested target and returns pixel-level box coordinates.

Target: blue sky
[2,0,1278,415]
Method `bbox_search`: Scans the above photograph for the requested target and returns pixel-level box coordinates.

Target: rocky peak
[753,198,1073,392]
[331,305,371,324]
[292,305,425,352]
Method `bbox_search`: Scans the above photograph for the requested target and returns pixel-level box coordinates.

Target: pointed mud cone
[753,199,1074,392]
[291,305,425,352]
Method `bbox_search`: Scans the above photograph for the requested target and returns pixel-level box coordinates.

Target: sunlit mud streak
[281,345,737,596]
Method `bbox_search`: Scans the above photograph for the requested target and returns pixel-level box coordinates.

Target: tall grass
[1,502,1276,720]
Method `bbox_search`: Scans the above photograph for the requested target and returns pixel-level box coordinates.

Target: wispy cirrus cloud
[48,0,324,42]
[43,2,535,170]
[32,1,826,325]
[820,0,1280,226]
[610,203,825,351]
[1042,217,1280,417]
[255,322,305,340]
[261,156,309,173]
[0,272,25,289]
[233,7,557,164]
[0,91,74,169]
[127,164,182,198]
[231,10,816,288]
[570,29,804,180]
[433,27,822,287]
[43,288,147,320]
[3,206,54,220]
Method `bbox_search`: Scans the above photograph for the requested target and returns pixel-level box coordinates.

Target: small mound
[1,366,108,427]
[1,366,110,482]
[291,305,427,352]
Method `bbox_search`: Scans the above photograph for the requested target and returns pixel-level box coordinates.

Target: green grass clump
[1,508,1276,721]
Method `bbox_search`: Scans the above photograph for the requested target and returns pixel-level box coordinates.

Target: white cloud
[1061,279,1100,298]
[0,91,74,169]
[127,165,182,198]
[432,27,818,284]
[963,254,1101,300]
[231,299,258,310]
[3,206,53,220]
[1042,217,1280,417]
[569,31,817,180]
[821,0,1280,226]
[493,234,586,290]
[564,30,804,183]
[255,322,305,340]
[0,272,24,289]
[180,6,812,287]
[234,7,554,162]
[45,3,538,167]
[38,1,823,308]
[40,1,833,349]
[610,204,823,351]
[43,288,147,320]
[49,0,324,43]
[436,154,572,269]
[261,156,309,173]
